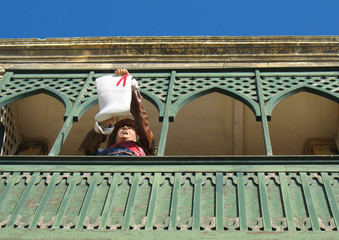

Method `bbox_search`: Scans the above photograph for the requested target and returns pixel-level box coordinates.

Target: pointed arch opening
[1,93,66,155]
[269,92,339,155]
[165,92,265,155]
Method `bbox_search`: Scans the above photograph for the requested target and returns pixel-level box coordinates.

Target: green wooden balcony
[0,68,338,239]
[0,156,338,239]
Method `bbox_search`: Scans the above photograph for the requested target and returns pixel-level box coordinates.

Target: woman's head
[108,118,136,146]
[115,125,137,144]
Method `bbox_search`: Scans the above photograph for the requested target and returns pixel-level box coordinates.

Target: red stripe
[116,75,128,87]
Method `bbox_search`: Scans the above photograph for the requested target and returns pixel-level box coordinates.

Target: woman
[78,69,156,156]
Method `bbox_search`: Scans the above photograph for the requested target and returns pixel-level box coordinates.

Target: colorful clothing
[97,141,146,156]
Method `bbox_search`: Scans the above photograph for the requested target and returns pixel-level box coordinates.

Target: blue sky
[2,0,339,39]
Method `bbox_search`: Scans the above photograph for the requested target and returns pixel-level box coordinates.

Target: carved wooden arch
[0,87,72,118]
[266,85,339,118]
[170,86,261,120]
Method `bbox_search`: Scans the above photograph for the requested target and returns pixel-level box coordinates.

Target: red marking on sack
[116,75,128,87]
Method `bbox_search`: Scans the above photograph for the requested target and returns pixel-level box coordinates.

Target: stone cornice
[1,35,338,44]
[0,36,338,70]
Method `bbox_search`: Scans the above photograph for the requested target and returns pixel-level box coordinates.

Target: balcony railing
[0,155,338,239]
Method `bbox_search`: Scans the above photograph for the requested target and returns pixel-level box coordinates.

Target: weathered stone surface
[0,36,338,71]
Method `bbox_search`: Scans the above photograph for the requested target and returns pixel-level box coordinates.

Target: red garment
[111,141,146,156]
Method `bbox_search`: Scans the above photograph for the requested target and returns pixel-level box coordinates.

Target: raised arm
[130,89,155,155]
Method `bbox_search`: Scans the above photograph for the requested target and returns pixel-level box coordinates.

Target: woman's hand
[98,116,117,129]
[115,69,129,76]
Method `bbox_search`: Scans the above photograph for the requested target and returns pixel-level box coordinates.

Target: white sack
[94,74,138,135]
